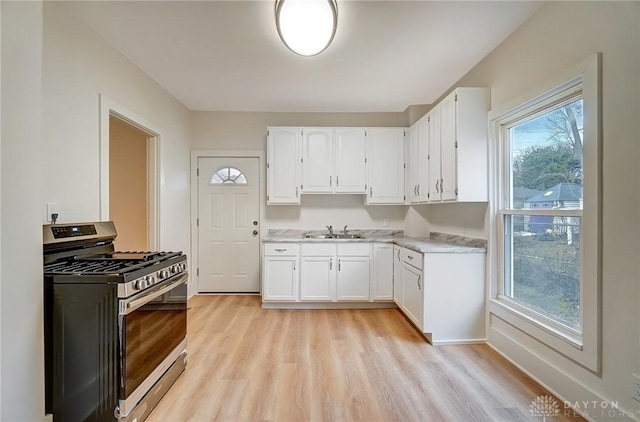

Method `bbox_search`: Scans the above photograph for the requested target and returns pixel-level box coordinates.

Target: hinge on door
[427,193,430,199]
[455,141,458,148]
[455,93,458,101]
[403,163,406,169]
[197,168,199,176]
[267,195,270,201]
[267,130,270,136]
[365,130,367,136]
[404,195,406,201]
[301,184,304,190]
[197,218,199,227]
[197,268,200,276]
[455,188,458,196]
[404,130,406,137]
[427,116,430,122]
[301,158,303,163]
[365,157,368,163]
[427,154,430,160]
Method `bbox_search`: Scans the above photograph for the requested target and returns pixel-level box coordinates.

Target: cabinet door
[428,105,442,201]
[335,128,366,193]
[439,92,457,201]
[267,127,301,204]
[366,128,405,204]
[263,256,298,301]
[302,128,333,193]
[372,244,393,301]
[409,124,420,203]
[300,256,334,301]
[336,256,370,301]
[417,116,430,202]
[401,262,423,329]
[393,245,402,306]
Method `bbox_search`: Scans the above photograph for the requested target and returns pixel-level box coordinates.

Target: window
[505,97,583,330]
[210,167,247,185]
[489,54,601,371]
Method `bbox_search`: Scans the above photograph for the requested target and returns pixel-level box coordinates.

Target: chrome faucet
[343,225,349,235]
[326,225,333,235]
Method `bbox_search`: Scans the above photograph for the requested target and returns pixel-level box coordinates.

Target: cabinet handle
[417,275,421,290]
[440,178,444,193]
[293,261,296,271]
[417,184,420,196]
[407,255,413,260]
[329,258,333,270]
[414,185,417,196]
[369,187,373,198]
[295,187,298,198]
[435,180,439,193]
[275,248,287,252]
[338,259,341,271]
[397,249,401,261]
[336,176,339,187]
[330,176,332,187]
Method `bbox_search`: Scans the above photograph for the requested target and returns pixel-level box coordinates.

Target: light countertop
[263,230,486,254]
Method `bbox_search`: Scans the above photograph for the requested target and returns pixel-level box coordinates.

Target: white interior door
[198,157,260,293]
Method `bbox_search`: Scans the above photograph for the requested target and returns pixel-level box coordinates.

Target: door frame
[99,94,161,250]
[190,150,266,295]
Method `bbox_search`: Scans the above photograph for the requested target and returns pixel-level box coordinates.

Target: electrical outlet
[45,202,58,222]
[383,218,390,227]
[632,373,640,402]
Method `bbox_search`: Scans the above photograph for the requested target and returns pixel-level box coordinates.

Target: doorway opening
[99,95,160,251]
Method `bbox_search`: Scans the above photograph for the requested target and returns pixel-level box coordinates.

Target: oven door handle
[120,273,188,315]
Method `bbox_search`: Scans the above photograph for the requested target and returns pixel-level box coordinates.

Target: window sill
[489,298,599,371]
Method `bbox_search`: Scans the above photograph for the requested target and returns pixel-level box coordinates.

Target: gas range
[43,221,188,422]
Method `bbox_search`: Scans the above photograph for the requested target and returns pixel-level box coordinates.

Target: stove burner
[44,251,183,276]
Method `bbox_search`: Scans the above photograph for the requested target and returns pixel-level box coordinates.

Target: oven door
[117,272,188,417]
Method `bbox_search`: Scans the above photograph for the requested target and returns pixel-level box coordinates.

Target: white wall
[192,111,409,232]
[42,2,191,252]
[1,2,44,420]
[422,1,640,418]
[0,2,192,419]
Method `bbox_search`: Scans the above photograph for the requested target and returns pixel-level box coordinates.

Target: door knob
[252,230,258,236]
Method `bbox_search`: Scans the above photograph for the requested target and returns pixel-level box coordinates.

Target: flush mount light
[275,0,338,56]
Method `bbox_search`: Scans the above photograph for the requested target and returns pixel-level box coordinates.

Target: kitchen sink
[304,234,365,239]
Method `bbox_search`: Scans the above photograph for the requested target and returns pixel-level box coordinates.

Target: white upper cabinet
[427,104,443,201]
[366,128,406,205]
[267,127,302,205]
[302,128,334,193]
[301,128,367,194]
[429,87,490,203]
[334,128,367,193]
[417,115,430,202]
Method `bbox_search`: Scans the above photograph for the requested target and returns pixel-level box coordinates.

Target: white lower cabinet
[262,244,300,301]
[395,246,486,345]
[401,261,424,329]
[372,244,394,301]
[393,245,402,305]
[264,242,394,304]
[300,244,336,301]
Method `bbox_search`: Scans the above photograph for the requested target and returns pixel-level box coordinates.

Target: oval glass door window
[209,167,248,185]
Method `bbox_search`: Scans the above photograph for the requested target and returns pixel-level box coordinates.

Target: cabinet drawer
[301,243,336,256]
[401,247,423,270]
[337,243,370,256]
[264,244,300,256]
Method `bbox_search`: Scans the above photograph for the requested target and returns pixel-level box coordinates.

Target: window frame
[488,54,602,372]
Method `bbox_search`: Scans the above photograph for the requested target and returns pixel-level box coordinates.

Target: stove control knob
[135,279,145,290]
[180,263,187,272]
[145,275,155,286]
[170,265,178,274]
[159,270,169,280]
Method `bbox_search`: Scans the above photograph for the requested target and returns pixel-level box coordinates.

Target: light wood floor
[148,295,584,422]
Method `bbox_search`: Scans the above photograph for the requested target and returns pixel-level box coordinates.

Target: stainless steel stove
[43,221,188,422]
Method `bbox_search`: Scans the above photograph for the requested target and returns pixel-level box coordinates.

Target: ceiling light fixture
[275,0,338,57]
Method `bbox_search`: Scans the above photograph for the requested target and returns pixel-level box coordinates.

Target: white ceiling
[66,1,542,112]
